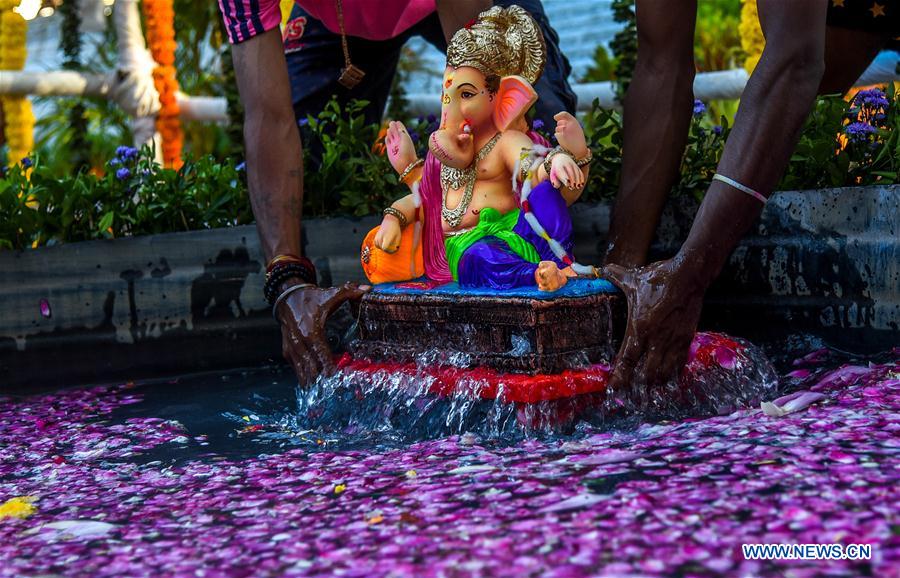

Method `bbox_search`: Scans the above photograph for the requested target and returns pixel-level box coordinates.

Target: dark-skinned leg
[233,27,304,262]
[606,0,832,392]
[604,0,697,269]
[232,28,368,384]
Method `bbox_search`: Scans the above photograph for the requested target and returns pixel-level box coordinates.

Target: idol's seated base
[352,278,625,375]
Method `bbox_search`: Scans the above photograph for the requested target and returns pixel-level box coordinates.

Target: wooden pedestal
[352,288,626,374]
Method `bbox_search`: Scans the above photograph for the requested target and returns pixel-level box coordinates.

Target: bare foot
[535,261,575,291]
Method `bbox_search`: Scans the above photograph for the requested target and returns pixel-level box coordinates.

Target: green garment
[444,207,541,281]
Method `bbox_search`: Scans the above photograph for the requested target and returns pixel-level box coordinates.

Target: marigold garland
[739,0,764,74]
[142,0,183,169]
[0,0,33,167]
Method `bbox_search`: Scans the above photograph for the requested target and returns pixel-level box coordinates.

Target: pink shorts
[217,0,281,45]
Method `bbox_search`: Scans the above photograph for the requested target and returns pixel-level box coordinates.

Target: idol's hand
[385,121,418,175]
[553,111,588,157]
[549,153,585,190]
[373,217,403,254]
[602,259,705,400]
[275,282,370,386]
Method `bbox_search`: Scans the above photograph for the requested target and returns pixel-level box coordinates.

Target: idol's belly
[441,181,519,233]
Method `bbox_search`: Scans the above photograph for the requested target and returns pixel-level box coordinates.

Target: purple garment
[458,180,573,290]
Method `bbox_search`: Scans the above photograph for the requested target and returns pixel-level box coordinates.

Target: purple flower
[532,119,545,131]
[116,146,138,161]
[844,121,877,143]
[20,156,32,168]
[298,118,309,127]
[713,125,723,135]
[116,167,132,181]
[235,161,246,172]
[692,99,706,117]
[409,130,420,144]
[853,88,889,110]
[109,157,121,167]
[427,114,437,124]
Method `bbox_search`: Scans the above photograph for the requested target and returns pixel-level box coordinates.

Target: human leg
[603,0,697,269]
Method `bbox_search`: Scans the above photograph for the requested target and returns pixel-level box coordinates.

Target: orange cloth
[361,224,423,284]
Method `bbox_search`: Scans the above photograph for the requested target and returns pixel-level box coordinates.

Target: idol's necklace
[440,132,502,228]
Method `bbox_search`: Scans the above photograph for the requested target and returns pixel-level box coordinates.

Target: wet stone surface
[0,346,897,577]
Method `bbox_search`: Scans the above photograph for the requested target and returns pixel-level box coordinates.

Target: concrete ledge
[2,186,897,390]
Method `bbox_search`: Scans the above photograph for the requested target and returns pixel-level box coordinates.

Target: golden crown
[446,5,546,86]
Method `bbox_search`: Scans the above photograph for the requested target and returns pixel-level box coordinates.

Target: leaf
[97,211,115,233]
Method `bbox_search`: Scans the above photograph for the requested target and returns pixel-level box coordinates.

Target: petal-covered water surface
[0,348,897,577]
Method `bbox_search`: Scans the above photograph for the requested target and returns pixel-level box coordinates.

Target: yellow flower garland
[0,0,33,166]
[739,0,764,74]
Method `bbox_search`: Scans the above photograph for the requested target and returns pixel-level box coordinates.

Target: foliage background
[2,0,898,251]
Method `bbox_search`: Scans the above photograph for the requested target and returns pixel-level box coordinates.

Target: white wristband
[713,174,768,205]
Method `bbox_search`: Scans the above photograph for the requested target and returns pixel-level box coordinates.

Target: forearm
[383,194,417,225]
[604,0,698,268]
[398,165,423,194]
[677,47,824,287]
[606,61,695,267]
[232,29,303,262]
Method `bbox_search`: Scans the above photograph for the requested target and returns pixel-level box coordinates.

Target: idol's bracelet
[557,145,592,168]
[382,206,408,228]
[542,146,572,177]
[398,158,424,184]
[572,147,592,167]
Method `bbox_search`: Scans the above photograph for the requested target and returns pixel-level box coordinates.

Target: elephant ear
[492,75,538,132]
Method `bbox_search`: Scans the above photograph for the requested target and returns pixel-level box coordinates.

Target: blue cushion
[373,277,619,299]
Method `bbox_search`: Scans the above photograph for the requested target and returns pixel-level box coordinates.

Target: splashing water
[254,333,781,449]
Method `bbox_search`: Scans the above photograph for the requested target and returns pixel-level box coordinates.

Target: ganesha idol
[360,5,597,293]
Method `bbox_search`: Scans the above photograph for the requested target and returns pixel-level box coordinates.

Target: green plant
[675,106,731,200]
[694,0,743,72]
[303,98,399,217]
[781,87,898,189]
[34,14,133,175]
[579,99,623,201]
[0,147,251,250]
[578,98,731,203]
[33,97,132,176]
[5,91,899,252]
[581,44,617,83]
